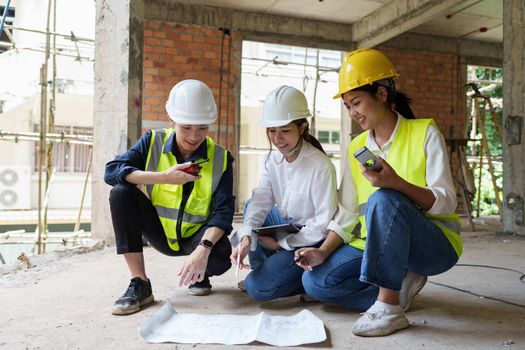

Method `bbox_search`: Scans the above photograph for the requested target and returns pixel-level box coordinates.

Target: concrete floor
[1,220,524,349]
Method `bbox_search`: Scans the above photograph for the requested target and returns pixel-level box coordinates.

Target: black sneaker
[188,276,212,296]
[112,277,154,315]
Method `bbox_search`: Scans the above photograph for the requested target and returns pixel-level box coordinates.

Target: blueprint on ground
[139,300,326,346]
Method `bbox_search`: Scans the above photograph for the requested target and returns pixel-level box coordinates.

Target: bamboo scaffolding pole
[43,0,58,254]
[3,26,15,45]
[0,134,92,145]
[311,49,320,136]
[469,102,478,156]
[3,24,94,43]
[37,65,47,255]
[74,147,92,233]
[302,48,308,92]
[242,56,338,72]
[40,168,56,252]
[457,145,475,230]
[0,42,94,61]
[486,98,503,141]
[0,130,93,145]
[1,229,91,246]
[37,0,53,255]
[1,230,90,239]
[1,241,88,245]
[0,234,91,239]
[476,145,484,217]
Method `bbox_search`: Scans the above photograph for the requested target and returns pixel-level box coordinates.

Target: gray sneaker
[399,271,427,312]
[188,276,212,296]
[112,277,154,315]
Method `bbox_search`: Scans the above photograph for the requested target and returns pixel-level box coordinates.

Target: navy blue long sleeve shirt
[104,130,235,235]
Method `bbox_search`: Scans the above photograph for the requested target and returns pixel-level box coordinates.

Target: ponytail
[355,81,415,119]
[391,91,415,119]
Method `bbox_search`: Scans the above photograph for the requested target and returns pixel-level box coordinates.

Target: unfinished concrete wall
[142,21,239,154]
[503,0,525,235]
[93,0,144,243]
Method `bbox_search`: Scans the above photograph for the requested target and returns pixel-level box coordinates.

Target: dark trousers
[109,183,232,277]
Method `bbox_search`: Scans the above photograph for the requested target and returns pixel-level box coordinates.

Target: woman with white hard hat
[295,49,462,336]
[105,79,235,315]
[230,85,337,301]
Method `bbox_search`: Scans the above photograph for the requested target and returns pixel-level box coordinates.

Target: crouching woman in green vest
[104,79,235,315]
[295,49,462,336]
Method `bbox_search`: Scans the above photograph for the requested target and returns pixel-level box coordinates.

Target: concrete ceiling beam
[146,1,355,50]
[145,0,501,64]
[383,32,502,67]
[353,0,480,49]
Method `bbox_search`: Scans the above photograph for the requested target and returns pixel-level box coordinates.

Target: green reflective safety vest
[347,118,463,257]
[144,129,227,251]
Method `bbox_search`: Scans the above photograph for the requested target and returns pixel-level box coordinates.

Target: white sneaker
[352,301,409,337]
[399,271,427,312]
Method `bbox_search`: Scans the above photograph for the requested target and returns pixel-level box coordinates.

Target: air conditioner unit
[0,166,31,210]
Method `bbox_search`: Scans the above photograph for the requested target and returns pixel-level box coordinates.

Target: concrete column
[92,0,144,242]
[503,0,525,235]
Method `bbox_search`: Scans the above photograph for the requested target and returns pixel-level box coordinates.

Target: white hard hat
[260,86,311,128]
[165,79,217,125]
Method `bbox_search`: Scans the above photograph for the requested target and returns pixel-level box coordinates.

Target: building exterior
[0,0,94,211]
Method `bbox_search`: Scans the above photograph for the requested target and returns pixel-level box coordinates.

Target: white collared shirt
[232,141,338,251]
[328,113,458,242]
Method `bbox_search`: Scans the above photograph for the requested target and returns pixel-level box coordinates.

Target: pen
[235,247,241,278]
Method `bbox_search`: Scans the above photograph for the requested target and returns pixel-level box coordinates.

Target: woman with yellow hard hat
[294,49,462,336]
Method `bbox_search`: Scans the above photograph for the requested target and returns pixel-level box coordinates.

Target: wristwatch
[198,239,214,250]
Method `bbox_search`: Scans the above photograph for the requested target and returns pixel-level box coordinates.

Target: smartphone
[353,146,382,172]
[191,158,209,166]
[183,158,209,175]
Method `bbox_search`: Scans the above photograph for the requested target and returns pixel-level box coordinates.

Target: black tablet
[252,223,303,237]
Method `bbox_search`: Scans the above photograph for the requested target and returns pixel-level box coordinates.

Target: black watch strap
[199,239,214,250]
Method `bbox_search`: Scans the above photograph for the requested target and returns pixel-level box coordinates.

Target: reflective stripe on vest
[347,118,462,257]
[144,129,227,250]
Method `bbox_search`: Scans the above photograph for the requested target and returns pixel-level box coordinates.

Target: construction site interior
[0,1,524,349]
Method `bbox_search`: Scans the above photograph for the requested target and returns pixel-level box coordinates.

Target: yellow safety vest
[144,129,227,251]
[347,118,462,257]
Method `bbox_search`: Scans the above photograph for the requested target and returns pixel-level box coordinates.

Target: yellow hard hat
[333,48,400,99]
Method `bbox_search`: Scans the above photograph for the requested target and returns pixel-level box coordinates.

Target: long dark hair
[265,118,326,165]
[354,80,415,119]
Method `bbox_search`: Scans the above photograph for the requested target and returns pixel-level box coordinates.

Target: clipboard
[252,223,303,239]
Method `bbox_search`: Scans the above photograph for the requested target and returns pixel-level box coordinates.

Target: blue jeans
[302,244,378,311]
[303,189,459,311]
[242,200,306,301]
